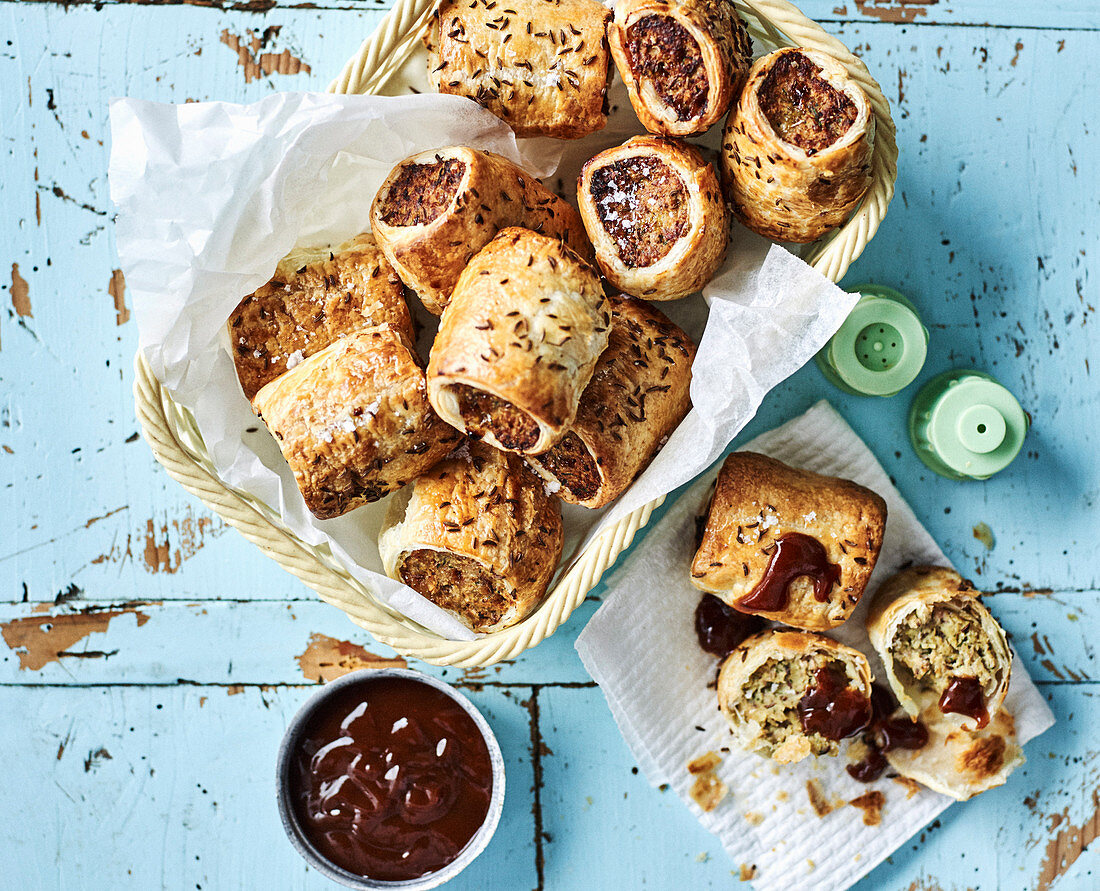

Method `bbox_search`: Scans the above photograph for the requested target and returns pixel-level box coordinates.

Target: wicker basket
[134,0,897,667]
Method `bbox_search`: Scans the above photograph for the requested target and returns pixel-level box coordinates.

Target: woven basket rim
[133,0,897,667]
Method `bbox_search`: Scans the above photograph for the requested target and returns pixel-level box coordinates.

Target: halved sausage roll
[370,147,593,315]
[691,451,887,631]
[578,137,728,300]
[427,228,611,456]
[718,630,873,764]
[379,442,564,633]
[427,0,612,139]
[525,295,694,507]
[252,326,463,520]
[608,0,752,136]
[867,566,1013,731]
[721,47,874,243]
[228,233,411,401]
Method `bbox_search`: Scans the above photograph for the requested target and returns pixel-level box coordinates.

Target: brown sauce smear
[757,52,857,154]
[289,676,493,881]
[455,385,540,451]
[694,594,766,658]
[589,156,688,268]
[531,432,600,502]
[380,159,466,227]
[847,683,929,783]
[625,15,709,121]
[797,664,872,741]
[938,676,990,728]
[400,549,509,631]
[735,532,841,613]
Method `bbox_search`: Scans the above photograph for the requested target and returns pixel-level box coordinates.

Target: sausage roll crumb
[578,137,728,300]
[379,442,564,633]
[691,451,887,631]
[721,47,875,243]
[252,326,462,520]
[609,0,752,136]
[228,233,411,401]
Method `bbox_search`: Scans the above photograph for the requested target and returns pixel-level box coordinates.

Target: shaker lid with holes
[816,284,929,397]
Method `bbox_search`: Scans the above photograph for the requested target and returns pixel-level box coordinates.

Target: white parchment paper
[575,400,1055,890]
[109,89,857,640]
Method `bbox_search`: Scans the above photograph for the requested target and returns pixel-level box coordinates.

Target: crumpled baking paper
[575,400,1055,890]
[109,88,857,640]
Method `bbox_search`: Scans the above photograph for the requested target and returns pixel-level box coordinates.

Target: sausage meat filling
[379,159,466,227]
[400,549,511,631]
[889,605,999,696]
[625,15,708,122]
[590,156,689,268]
[531,432,601,502]
[757,52,857,154]
[455,385,540,451]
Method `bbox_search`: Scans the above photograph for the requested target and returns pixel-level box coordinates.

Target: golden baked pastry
[578,136,728,300]
[525,295,694,507]
[228,233,411,401]
[252,326,463,520]
[717,629,874,764]
[427,0,612,139]
[721,47,875,243]
[370,147,593,315]
[427,228,611,456]
[378,442,564,633]
[690,451,887,631]
[608,0,752,137]
[867,566,1013,731]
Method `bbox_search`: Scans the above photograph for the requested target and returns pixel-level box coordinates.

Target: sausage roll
[427,0,612,140]
[608,0,752,137]
[525,295,694,507]
[578,137,728,300]
[427,228,611,455]
[690,451,887,631]
[721,47,875,243]
[228,233,411,401]
[378,442,564,634]
[370,147,594,315]
[718,630,873,764]
[252,326,463,520]
[884,708,1024,801]
[867,566,1013,731]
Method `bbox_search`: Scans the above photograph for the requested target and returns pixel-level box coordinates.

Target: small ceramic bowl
[276,667,506,890]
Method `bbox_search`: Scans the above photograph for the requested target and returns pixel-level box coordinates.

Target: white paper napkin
[576,400,1054,890]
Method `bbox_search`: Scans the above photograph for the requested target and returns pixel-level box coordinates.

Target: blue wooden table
[2,1,1098,888]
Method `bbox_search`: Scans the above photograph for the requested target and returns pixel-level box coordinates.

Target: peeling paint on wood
[853,0,936,24]
[219,28,311,84]
[108,269,129,325]
[1036,788,1100,890]
[295,632,406,682]
[0,606,150,671]
[10,263,31,317]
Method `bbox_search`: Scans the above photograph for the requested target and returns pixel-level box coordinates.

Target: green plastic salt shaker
[908,370,1030,480]
[816,284,929,397]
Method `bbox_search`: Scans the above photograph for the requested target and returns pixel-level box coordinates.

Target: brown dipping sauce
[847,683,929,783]
[797,664,873,741]
[736,532,841,613]
[938,676,989,728]
[289,677,494,881]
[694,594,766,658]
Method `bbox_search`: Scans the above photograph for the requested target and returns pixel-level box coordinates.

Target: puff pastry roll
[578,137,728,300]
[228,233,412,401]
[379,442,564,633]
[721,47,875,243]
[526,295,694,507]
[427,0,612,139]
[718,630,873,764]
[428,228,611,455]
[371,147,594,314]
[252,326,463,520]
[690,451,887,631]
[608,0,752,137]
[867,566,1012,731]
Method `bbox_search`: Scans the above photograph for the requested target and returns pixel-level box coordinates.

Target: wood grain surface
[1,1,1098,888]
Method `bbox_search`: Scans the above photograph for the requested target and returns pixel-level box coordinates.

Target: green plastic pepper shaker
[816,284,929,397]
[908,370,1029,480]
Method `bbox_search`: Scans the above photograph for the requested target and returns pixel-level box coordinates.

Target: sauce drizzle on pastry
[938,676,990,728]
[846,683,929,783]
[796,664,872,741]
[735,531,840,612]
